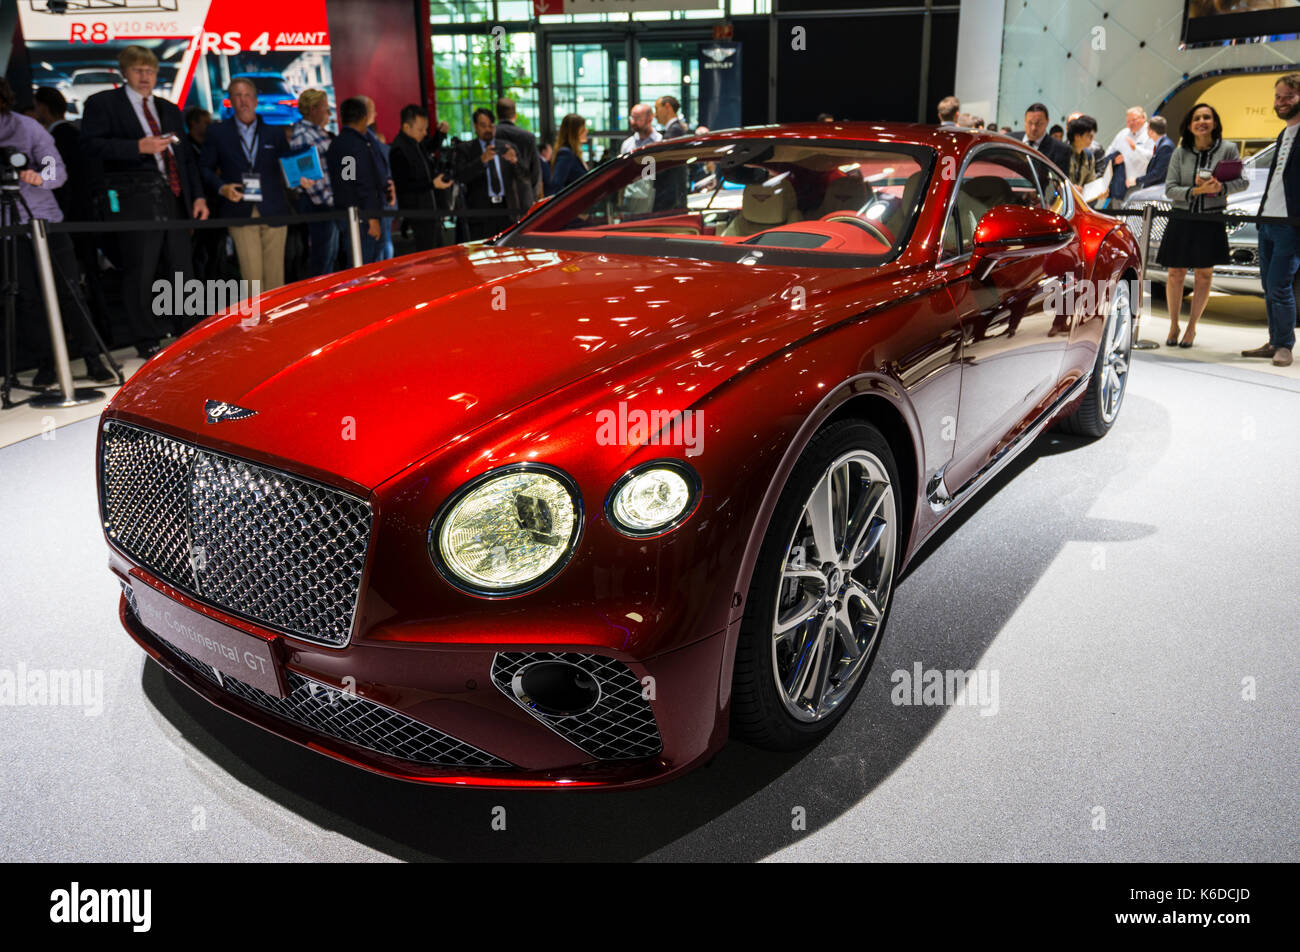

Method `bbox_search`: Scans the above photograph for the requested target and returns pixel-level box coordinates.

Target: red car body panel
[99,123,1139,788]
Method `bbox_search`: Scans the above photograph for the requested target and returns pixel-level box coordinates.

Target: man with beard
[1243,72,1300,367]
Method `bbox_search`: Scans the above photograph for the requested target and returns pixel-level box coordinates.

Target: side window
[1032,158,1070,214]
[947,148,1044,256]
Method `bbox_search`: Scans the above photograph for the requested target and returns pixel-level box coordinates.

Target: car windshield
[503,139,934,267]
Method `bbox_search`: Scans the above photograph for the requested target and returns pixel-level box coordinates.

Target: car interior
[526,142,932,258]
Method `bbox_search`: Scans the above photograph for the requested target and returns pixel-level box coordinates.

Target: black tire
[1058,279,1133,439]
[731,419,902,751]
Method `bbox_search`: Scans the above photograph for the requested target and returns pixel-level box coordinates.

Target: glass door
[548,40,628,164]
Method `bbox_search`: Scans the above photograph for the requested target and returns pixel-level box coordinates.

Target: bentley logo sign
[204,399,257,424]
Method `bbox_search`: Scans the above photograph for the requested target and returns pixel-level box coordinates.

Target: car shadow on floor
[141,395,1167,861]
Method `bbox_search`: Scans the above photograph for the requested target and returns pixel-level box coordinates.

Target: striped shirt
[289,118,334,206]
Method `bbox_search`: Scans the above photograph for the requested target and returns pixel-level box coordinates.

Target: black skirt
[1155,215,1230,269]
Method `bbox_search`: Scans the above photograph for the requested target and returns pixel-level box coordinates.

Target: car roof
[678,121,1024,151]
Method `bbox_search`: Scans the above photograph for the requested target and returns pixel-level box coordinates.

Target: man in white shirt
[620,104,661,155]
[1107,106,1155,189]
[1243,73,1300,367]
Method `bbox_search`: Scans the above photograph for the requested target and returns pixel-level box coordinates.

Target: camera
[0,146,30,191]
[427,135,459,182]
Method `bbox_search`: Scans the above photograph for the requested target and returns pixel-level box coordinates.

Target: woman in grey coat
[1158,102,1248,347]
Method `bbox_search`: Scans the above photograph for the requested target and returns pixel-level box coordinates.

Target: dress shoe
[136,341,160,359]
[1241,343,1276,358]
[33,365,55,387]
[1273,347,1294,367]
[83,356,115,382]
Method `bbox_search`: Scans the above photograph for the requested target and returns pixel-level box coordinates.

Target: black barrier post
[1134,203,1159,351]
[27,218,103,409]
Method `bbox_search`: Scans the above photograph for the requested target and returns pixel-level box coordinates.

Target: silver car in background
[1122,143,1299,311]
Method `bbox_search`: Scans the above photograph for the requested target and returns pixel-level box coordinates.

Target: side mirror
[525,194,553,217]
[970,204,1073,280]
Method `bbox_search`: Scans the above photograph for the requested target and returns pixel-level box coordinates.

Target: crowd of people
[934,83,1299,368]
[3,42,1296,387]
[0,43,704,387]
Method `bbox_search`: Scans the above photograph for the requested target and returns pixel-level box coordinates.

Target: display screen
[1183,1,1300,46]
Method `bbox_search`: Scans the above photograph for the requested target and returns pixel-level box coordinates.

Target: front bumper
[111,551,730,790]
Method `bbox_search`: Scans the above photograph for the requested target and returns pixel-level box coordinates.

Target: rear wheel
[1058,279,1133,439]
[731,420,901,750]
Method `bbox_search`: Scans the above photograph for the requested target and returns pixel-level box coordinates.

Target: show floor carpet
[1,354,1296,862]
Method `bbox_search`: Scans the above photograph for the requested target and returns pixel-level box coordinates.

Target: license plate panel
[131,578,287,698]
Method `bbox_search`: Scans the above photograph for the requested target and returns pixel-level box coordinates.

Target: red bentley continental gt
[99,123,1139,789]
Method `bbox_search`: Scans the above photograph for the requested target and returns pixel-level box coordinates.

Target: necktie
[484,141,503,202]
[143,98,181,197]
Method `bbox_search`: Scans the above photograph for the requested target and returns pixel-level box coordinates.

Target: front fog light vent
[511,661,601,717]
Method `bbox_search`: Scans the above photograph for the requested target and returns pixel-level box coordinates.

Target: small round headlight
[607,461,699,536]
[431,465,581,595]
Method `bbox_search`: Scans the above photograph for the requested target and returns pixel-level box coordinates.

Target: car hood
[108,243,876,490]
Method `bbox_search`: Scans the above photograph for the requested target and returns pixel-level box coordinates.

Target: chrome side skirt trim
[926,369,1093,514]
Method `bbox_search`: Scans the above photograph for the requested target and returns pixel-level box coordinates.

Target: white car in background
[67,68,122,111]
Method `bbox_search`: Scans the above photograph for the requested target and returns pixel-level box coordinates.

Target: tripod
[1,182,123,409]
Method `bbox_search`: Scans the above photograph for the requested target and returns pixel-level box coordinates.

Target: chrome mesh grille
[102,421,371,646]
[492,652,662,761]
[128,590,510,769]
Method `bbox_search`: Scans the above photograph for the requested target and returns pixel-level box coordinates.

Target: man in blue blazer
[1136,115,1174,189]
[200,77,293,290]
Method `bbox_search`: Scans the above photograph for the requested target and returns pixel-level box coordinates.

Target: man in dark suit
[389,104,452,251]
[80,45,208,356]
[1243,73,1300,367]
[1136,115,1174,188]
[493,96,540,209]
[454,107,521,241]
[1013,102,1072,171]
[653,95,690,210]
[327,97,389,263]
[200,77,293,291]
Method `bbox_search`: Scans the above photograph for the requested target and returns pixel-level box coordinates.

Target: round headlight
[431,465,581,595]
[607,461,700,536]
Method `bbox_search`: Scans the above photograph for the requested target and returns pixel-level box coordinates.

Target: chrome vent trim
[491,651,662,761]
[128,589,511,769]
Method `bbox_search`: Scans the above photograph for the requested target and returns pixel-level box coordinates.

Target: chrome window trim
[937,140,1073,265]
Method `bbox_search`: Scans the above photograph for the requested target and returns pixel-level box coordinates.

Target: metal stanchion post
[28,218,102,408]
[1133,204,1159,350]
[347,206,364,269]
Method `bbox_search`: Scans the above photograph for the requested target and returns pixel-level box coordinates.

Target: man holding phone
[201,77,293,291]
[81,45,208,356]
[454,107,521,241]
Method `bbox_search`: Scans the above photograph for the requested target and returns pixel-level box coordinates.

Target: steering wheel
[821,212,895,248]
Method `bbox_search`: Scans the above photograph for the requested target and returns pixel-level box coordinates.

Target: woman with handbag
[1158,102,1247,347]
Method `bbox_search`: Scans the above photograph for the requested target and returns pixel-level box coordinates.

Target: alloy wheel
[770,449,897,722]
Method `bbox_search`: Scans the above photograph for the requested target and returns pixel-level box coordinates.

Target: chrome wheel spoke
[811,623,836,715]
[835,604,861,660]
[782,618,822,700]
[804,470,840,565]
[774,590,823,638]
[845,481,891,568]
[846,576,882,621]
